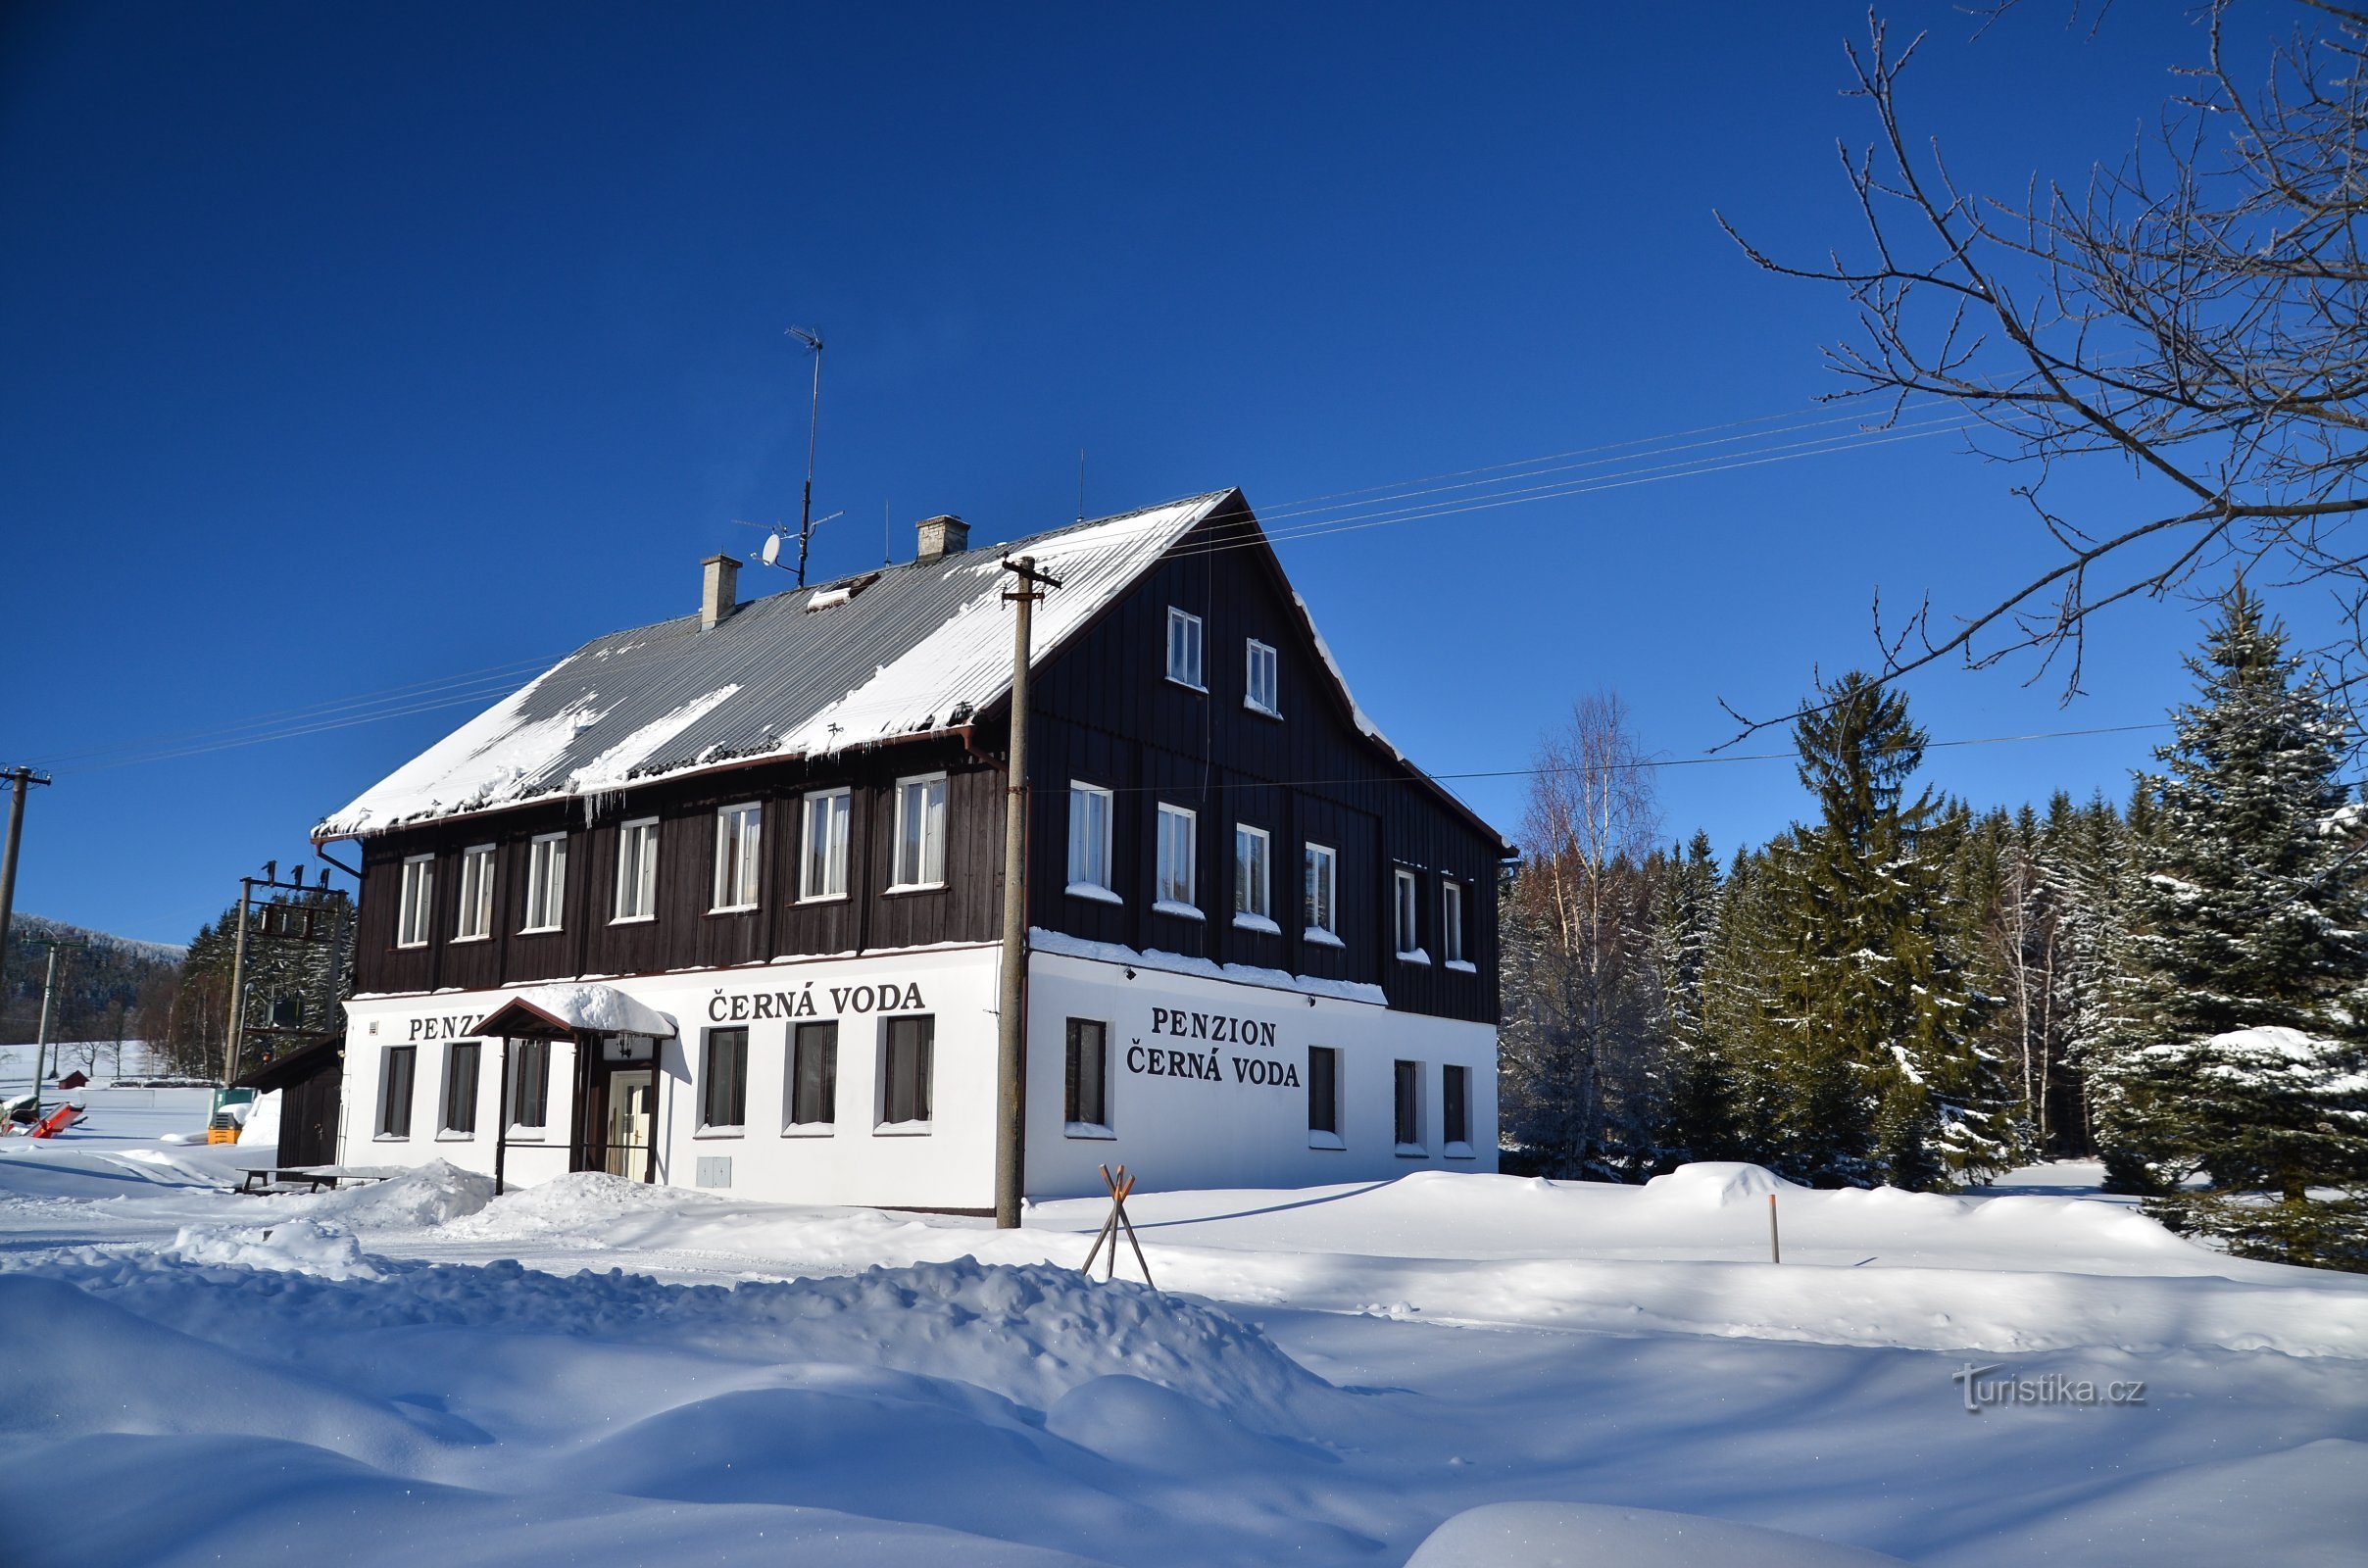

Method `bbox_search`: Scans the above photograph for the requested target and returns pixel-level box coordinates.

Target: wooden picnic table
[233,1164,406,1196]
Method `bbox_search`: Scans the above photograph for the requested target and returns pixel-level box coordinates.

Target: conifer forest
[1498,585,2368,1272]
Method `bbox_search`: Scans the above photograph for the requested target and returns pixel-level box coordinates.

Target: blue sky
[0,2,2297,944]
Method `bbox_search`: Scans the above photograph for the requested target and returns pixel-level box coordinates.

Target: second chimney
[915,514,969,563]
[701,553,740,630]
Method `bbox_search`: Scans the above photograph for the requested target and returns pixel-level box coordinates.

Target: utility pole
[222,876,255,1087]
[995,555,1061,1229]
[27,936,81,1119]
[0,767,51,1006]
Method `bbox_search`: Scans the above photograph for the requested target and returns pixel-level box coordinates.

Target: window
[523,832,567,932]
[801,789,851,902]
[1155,803,1199,914]
[455,845,495,941]
[1442,880,1468,967]
[396,856,434,949]
[892,774,948,889]
[1307,1046,1341,1145]
[1165,607,1204,689]
[702,1027,748,1131]
[1304,843,1340,944]
[787,1020,838,1128]
[881,1015,933,1126]
[441,1042,480,1136]
[376,1046,416,1138]
[1067,782,1115,899]
[509,1039,550,1130]
[1443,1063,1471,1152]
[614,818,660,922]
[1245,639,1279,716]
[1394,867,1427,961]
[1233,823,1274,931]
[1395,1059,1423,1152]
[1065,1018,1109,1131]
[713,804,763,911]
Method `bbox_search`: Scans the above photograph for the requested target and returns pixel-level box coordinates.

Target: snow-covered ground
[2,1095,2362,1566]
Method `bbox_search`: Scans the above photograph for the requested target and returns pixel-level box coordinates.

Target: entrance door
[605,1069,654,1181]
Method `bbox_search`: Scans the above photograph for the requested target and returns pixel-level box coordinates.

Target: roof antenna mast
[787,325,825,586]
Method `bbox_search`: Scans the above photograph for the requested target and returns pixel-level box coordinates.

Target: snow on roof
[317,493,1238,838]
[476,983,678,1039]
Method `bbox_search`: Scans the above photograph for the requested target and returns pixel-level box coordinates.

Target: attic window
[806,572,881,612]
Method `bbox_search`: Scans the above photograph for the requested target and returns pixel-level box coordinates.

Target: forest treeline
[1499,586,2368,1271]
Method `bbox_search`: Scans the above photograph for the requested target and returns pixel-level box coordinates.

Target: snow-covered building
[314,491,1508,1207]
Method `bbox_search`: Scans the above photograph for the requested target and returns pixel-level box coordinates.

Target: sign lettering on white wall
[1125,1005,1299,1088]
[707,981,926,1024]
[408,1014,484,1042]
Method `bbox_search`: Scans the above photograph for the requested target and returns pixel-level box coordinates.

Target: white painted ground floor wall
[337,941,1498,1209]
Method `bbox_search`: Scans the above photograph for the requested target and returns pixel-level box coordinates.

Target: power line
[26,400,1970,776]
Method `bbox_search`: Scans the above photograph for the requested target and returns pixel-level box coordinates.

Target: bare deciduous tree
[1723,3,2368,734]
[1504,691,1664,1175]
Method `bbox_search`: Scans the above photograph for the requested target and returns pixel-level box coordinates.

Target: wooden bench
[233,1164,404,1196]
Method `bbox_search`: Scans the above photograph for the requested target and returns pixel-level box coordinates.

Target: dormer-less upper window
[713,803,763,912]
[1166,608,1204,690]
[523,833,567,933]
[1245,640,1279,717]
[396,855,434,949]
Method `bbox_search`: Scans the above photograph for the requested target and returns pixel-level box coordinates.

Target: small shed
[56,1070,89,1091]
[233,1039,343,1169]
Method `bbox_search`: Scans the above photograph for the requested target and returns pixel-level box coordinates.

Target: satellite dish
[761,533,782,566]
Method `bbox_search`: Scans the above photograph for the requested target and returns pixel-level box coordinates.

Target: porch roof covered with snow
[473,983,677,1041]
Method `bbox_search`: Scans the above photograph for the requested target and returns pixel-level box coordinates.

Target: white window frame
[1304,842,1341,947]
[522,832,568,933]
[1394,866,1428,962]
[1155,802,1200,917]
[1066,781,1117,903]
[1244,638,1280,717]
[800,788,851,903]
[890,773,948,891]
[613,817,660,923]
[453,844,495,942]
[712,802,763,912]
[1233,823,1276,933]
[1165,607,1205,691]
[1442,879,1473,969]
[396,854,435,950]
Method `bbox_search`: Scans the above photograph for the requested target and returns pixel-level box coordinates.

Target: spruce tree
[2111,585,2368,1267]
[1655,831,1740,1162]
[1761,672,2016,1189]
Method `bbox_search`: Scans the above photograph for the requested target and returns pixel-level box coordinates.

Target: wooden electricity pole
[996,555,1061,1229]
[221,876,255,1087]
[27,936,81,1119]
[0,767,50,997]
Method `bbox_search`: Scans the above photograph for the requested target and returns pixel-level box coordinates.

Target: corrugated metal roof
[317,492,1236,838]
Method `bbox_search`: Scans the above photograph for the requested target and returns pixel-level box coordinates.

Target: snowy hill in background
[0,914,181,1047]
[12,913,185,966]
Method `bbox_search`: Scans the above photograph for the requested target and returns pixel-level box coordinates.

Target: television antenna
[739,510,845,577]
[783,324,826,585]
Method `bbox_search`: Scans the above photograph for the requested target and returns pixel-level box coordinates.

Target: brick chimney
[915,514,969,563]
[701,553,740,630]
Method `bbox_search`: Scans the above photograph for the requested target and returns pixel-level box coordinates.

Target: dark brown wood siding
[350,740,1002,997]
[344,513,1500,1023]
[1021,511,1503,1024]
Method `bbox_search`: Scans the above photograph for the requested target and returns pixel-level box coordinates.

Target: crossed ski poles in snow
[1079,1163,1155,1289]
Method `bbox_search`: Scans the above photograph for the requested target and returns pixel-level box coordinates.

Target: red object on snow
[57,1070,89,1090]
[25,1102,84,1139]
